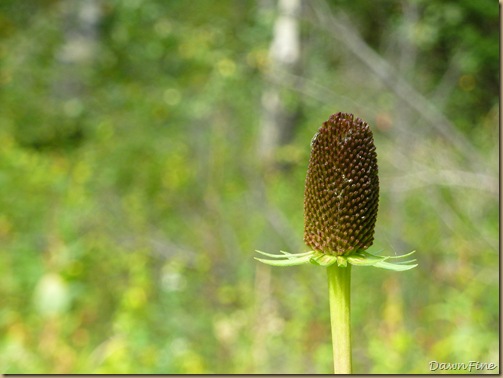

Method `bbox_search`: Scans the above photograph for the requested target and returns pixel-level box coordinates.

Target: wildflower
[303,112,379,256]
[255,112,416,270]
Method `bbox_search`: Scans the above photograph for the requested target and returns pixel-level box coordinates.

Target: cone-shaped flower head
[304,112,379,256]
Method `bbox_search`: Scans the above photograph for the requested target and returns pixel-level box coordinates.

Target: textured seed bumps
[304,112,379,256]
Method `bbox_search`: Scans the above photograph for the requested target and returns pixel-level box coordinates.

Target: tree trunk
[258,0,303,170]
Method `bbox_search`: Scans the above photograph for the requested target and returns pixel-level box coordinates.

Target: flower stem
[327,264,352,374]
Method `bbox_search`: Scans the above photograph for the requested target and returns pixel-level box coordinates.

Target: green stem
[327,264,352,374]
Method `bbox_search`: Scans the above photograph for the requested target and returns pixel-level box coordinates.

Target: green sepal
[255,249,417,271]
[386,250,417,259]
[373,260,418,271]
[353,250,418,271]
[309,251,338,266]
[254,256,312,267]
[346,250,387,266]
[254,250,315,267]
[336,255,348,267]
[255,250,313,259]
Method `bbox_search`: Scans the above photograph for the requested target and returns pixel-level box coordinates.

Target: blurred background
[0,0,498,374]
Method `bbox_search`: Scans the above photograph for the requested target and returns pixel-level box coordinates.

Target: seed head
[304,112,379,256]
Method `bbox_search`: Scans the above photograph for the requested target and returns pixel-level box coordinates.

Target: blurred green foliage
[0,0,498,374]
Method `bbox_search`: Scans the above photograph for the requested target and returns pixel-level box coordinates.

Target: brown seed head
[304,112,379,256]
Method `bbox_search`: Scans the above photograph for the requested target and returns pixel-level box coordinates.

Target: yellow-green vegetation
[0,0,498,374]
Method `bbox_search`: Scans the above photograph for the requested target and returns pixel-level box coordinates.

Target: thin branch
[263,69,378,112]
[309,1,485,171]
[386,169,498,196]
[429,52,462,108]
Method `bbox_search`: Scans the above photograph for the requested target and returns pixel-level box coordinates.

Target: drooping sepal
[347,249,417,271]
[255,249,417,271]
[254,250,314,267]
